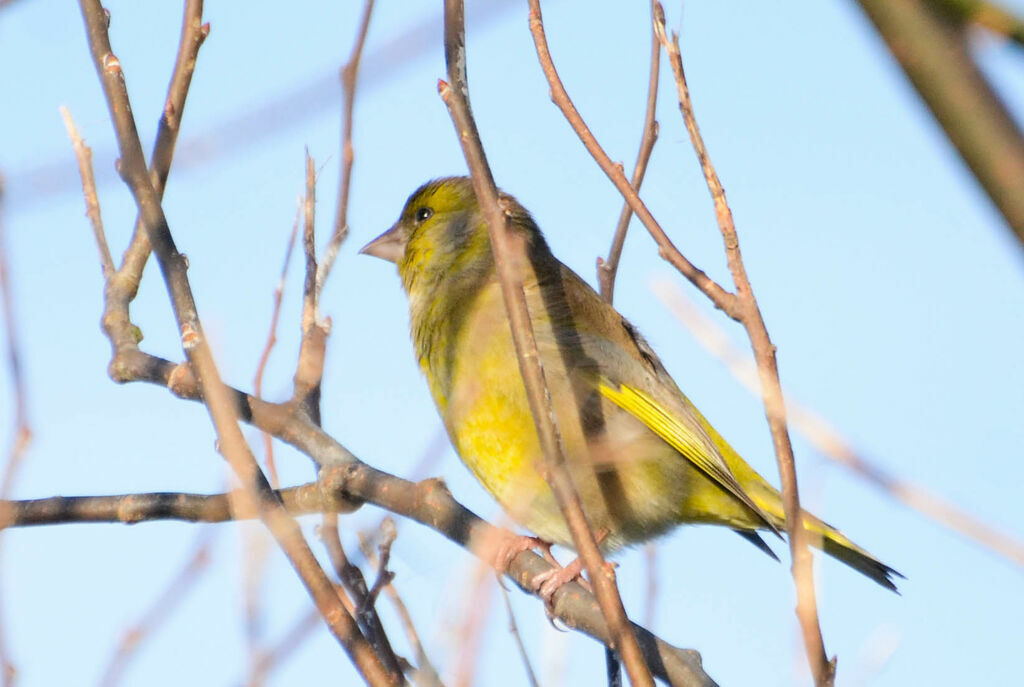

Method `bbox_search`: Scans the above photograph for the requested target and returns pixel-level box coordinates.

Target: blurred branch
[930,0,1024,45]
[319,0,376,297]
[97,530,215,687]
[9,1,520,215]
[75,2,396,683]
[598,0,661,304]
[247,607,323,687]
[856,0,1024,247]
[655,278,1024,570]
[0,178,29,687]
[498,585,540,687]
[451,555,494,687]
[653,8,831,684]
[442,2,653,685]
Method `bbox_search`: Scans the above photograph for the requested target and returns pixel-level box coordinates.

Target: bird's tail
[733,474,903,591]
[701,421,904,591]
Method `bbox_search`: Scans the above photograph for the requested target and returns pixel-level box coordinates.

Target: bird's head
[361,176,544,296]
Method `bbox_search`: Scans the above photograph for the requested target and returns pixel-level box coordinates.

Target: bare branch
[75,3,396,683]
[653,9,831,684]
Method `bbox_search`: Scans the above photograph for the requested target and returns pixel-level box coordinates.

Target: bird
[361,176,901,592]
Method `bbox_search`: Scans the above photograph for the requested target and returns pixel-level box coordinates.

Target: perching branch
[439,2,655,685]
[0,464,713,686]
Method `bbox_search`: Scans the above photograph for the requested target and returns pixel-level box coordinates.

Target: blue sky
[2,1,1023,685]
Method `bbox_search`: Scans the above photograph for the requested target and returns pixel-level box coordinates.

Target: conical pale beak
[359,225,405,264]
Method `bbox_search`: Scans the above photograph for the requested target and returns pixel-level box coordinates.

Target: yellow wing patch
[597,379,780,535]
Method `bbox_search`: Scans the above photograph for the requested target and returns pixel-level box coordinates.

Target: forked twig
[318,0,376,297]
[598,0,661,304]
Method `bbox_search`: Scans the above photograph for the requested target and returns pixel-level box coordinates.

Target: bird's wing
[596,377,780,535]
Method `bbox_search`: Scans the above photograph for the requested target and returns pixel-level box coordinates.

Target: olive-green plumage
[362,177,901,591]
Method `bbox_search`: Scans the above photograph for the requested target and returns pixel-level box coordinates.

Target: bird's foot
[532,556,591,606]
[492,534,555,573]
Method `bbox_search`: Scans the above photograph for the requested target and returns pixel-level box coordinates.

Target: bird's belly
[442,335,708,551]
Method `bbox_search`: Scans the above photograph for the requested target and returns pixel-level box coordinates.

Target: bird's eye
[415,207,434,223]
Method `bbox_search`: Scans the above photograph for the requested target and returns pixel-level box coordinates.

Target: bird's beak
[359,224,406,264]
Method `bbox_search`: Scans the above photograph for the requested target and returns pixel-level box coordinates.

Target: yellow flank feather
[361,176,902,592]
[597,379,779,535]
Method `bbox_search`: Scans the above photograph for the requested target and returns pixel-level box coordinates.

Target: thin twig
[498,585,540,687]
[60,107,114,279]
[655,278,1024,569]
[253,202,302,487]
[247,601,349,687]
[440,4,654,685]
[361,518,396,609]
[653,11,831,684]
[75,3,396,683]
[451,551,495,687]
[598,0,661,304]
[321,513,404,678]
[97,529,215,687]
[318,0,376,297]
[358,528,442,686]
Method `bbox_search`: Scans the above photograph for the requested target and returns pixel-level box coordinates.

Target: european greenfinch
[362,176,900,591]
